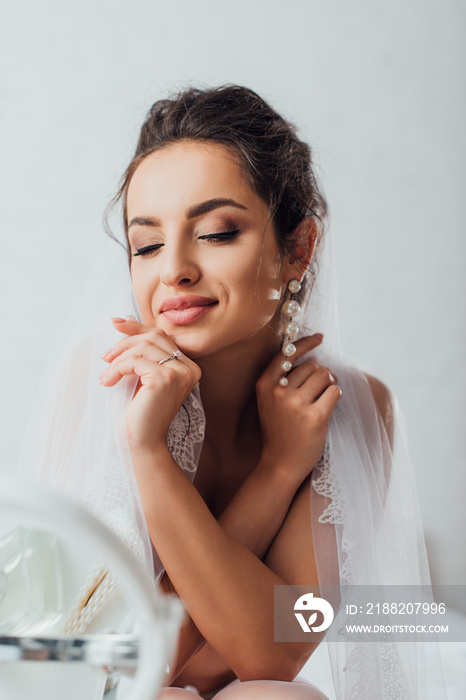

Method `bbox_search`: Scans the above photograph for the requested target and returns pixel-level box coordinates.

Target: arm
[102,324,340,682]
[161,455,308,686]
[263,374,396,588]
[162,335,338,683]
[132,443,316,683]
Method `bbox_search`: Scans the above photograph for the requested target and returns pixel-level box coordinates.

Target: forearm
[217,459,303,559]
[158,570,207,682]
[135,446,308,682]
[162,462,302,682]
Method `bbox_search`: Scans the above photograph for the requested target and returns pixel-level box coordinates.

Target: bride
[20,85,444,699]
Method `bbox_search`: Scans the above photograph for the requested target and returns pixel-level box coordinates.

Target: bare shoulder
[363,372,394,447]
[363,372,391,414]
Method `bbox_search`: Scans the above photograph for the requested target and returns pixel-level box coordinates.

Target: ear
[282,217,317,286]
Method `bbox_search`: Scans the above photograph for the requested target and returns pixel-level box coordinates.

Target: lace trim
[312,442,341,525]
[345,642,411,699]
[312,441,353,583]
[313,441,410,697]
[167,388,205,478]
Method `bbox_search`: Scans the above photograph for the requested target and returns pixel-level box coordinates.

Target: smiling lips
[160,295,218,325]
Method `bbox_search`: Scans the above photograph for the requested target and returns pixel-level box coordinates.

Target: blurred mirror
[0,477,184,700]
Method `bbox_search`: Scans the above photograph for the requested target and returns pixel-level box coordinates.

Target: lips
[160,295,217,313]
[159,295,218,325]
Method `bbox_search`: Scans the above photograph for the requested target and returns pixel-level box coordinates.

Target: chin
[164,329,217,360]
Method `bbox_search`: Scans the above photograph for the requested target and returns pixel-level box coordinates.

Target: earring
[279,279,301,386]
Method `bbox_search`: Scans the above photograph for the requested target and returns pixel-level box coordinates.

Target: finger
[111,317,153,337]
[287,355,338,386]
[299,366,338,402]
[100,355,158,386]
[293,333,324,361]
[286,361,318,388]
[103,328,174,362]
[261,334,323,381]
[101,352,187,387]
[105,340,182,372]
[292,336,338,382]
[313,383,343,414]
[286,361,334,389]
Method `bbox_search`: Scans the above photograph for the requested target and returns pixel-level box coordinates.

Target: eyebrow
[128,198,248,229]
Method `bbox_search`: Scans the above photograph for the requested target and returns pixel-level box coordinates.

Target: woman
[20,86,445,699]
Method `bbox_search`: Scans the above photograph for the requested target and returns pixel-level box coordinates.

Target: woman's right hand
[100,318,201,453]
[255,334,342,487]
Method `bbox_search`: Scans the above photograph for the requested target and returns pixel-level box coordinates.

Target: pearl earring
[279,279,301,386]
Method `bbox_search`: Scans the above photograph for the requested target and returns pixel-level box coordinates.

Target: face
[126,141,295,359]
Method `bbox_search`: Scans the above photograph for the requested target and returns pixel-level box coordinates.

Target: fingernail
[314,333,323,339]
[126,314,138,321]
[111,317,126,323]
[101,349,111,360]
[99,369,107,380]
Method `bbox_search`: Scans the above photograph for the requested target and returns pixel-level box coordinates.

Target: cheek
[231,263,283,327]
[253,257,286,326]
[257,252,285,304]
[226,244,283,319]
[233,239,283,296]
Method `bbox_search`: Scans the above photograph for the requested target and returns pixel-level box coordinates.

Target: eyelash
[133,230,240,257]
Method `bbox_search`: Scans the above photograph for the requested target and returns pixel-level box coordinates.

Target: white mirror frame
[0,476,184,700]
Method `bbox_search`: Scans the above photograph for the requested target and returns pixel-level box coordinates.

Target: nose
[159,239,201,288]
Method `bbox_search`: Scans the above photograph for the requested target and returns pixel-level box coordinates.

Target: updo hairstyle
[108,85,328,295]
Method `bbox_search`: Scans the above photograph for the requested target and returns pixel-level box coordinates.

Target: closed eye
[133,230,240,257]
[133,244,163,257]
[198,230,240,242]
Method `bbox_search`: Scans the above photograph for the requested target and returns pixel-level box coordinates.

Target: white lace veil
[18,215,446,698]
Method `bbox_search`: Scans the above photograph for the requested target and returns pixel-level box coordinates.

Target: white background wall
[1,1,465,602]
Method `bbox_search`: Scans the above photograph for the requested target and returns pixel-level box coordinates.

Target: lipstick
[160,295,218,325]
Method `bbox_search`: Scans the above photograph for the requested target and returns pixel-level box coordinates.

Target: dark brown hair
[107,84,328,286]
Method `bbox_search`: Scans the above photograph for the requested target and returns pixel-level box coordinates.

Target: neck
[197,325,281,444]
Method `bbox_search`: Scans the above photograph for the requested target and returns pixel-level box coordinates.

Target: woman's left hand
[255,334,341,487]
[100,317,201,452]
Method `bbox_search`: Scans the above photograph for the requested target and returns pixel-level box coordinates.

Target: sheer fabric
[18,233,446,698]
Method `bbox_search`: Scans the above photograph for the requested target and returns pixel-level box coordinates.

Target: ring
[158,350,183,365]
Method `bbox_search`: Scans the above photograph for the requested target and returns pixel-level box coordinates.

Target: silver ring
[158,350,183,365]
